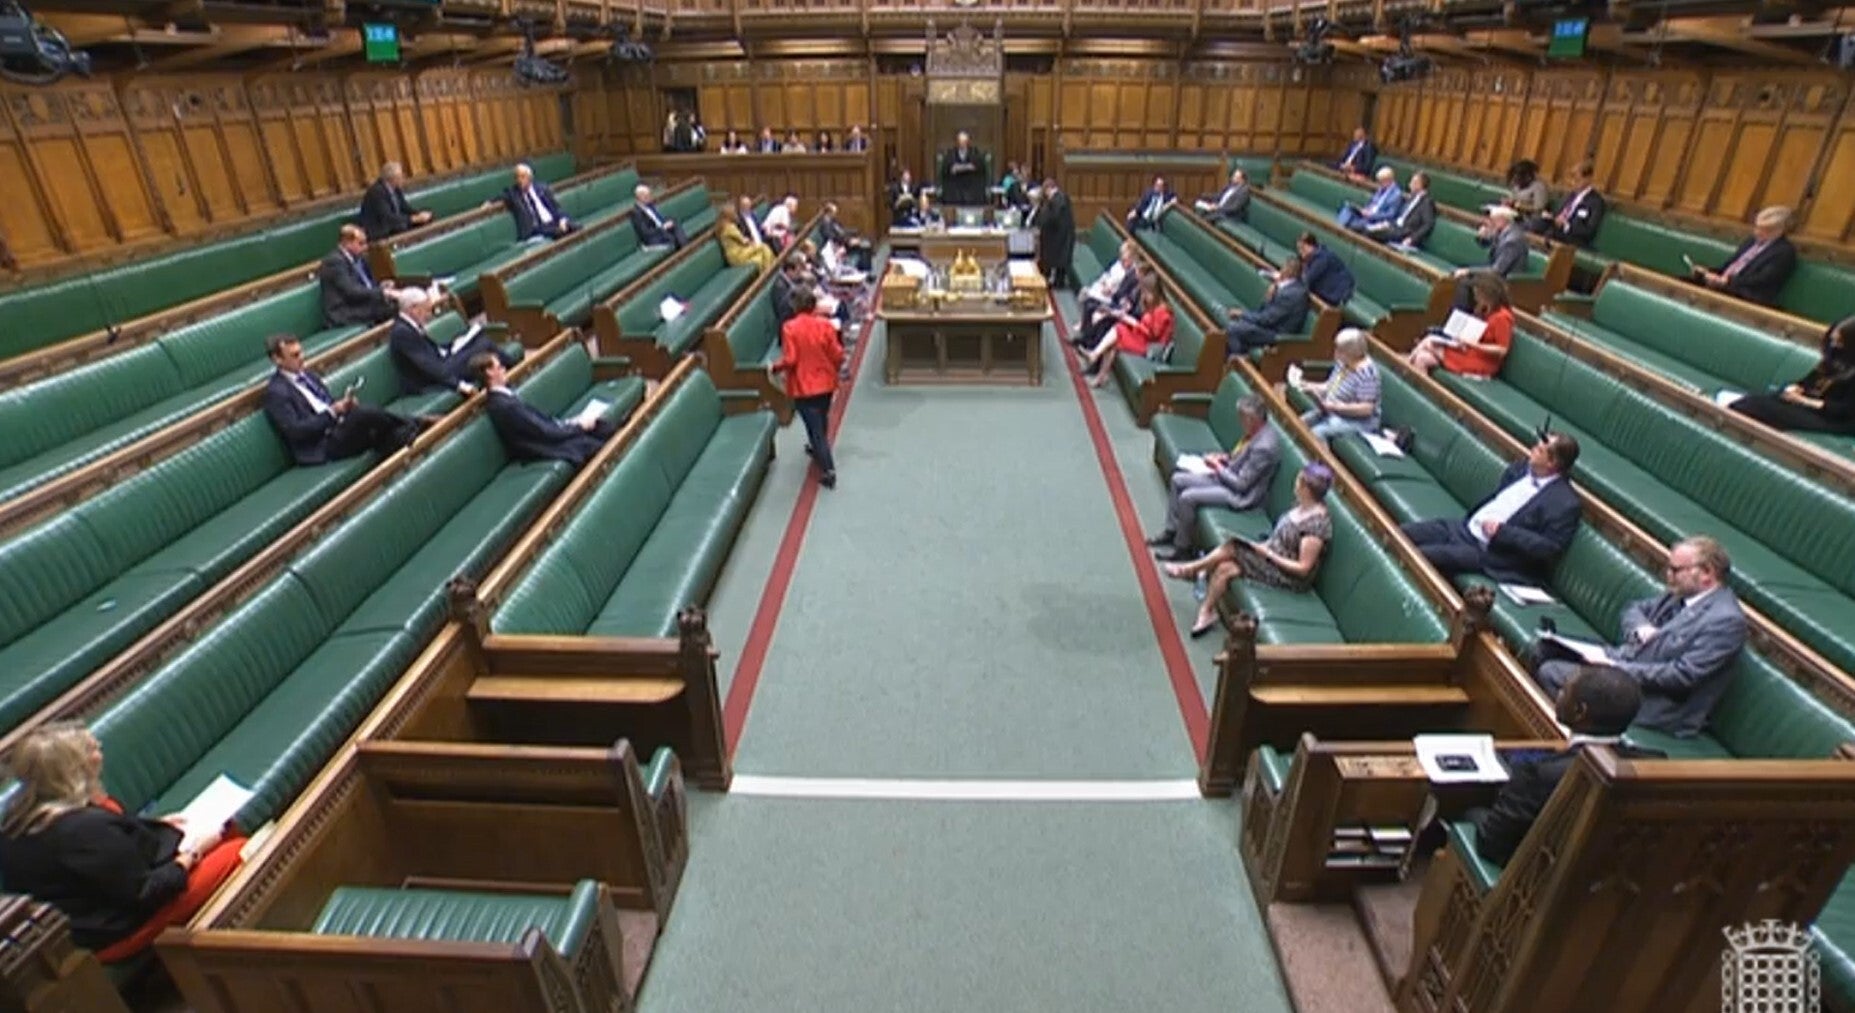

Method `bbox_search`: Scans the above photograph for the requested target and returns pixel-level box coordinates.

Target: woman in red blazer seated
[0,723,247,962]
[1407,274,1514,379]
[771,286,847,489]
[1081,278,1175,389]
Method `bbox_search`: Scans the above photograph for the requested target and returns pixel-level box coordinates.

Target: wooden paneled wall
[0,70,565,274]
[572,58,1364,177]
[1375,67,1855,248]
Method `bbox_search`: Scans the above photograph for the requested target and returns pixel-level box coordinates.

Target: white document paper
[1362,432,1406,458]
[1541,631,1612,664]
[174,774,254,853]
[1713,388,1745,408]
[1286,364,1305,388]
[893,258,931,279]
[448,322,485,355]
[1441,309,1488,345]
[572,399,610,428]
[1414,734,1509,784]
[1681,253,1698,272]
[1500,583,1557,606]
[1008,260,1041,280]
[1176,454,1214,476]
[659,297,687,323]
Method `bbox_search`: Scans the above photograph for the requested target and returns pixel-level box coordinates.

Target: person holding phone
[262,334,421,466]
[1160,463,1334,637]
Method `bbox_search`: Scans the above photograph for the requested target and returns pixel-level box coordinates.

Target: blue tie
[304,372,331,401]
[352,255,373,287]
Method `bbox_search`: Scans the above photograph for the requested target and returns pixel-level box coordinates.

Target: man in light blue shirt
[1337,167,1404,233]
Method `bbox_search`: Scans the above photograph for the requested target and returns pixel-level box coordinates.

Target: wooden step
[1355,877,1423,994]
[1264,901,1398,1013]
[467,675,682,706]
[1249,685,1471,707]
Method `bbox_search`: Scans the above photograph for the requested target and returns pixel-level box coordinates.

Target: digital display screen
[363,23,401,64]
[1547,18,1589,59]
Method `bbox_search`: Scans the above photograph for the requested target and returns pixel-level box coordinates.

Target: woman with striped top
[1294,328,1382,442]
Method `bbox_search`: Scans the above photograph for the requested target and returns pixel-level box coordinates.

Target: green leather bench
[1148,374,1450,645]
[1426,331,1855,674]
[1216,198,1435,333]
[1106,300,1209,418]
[389,166,641,301]
[493,371,777,640]
[714,221,821,372]
[1279,171,1554,285]
[1141,210,1319,335]
[1071,216,1124,286]
[1373,157,1506,216]
[82,346,641,832]
[611,242,758,360]
[0,284,372,505]
[1227,155,1277,187]
[1542,279,1825,408]
[0,155,575,362]
[0,322,507,733]
[312,879,599,953]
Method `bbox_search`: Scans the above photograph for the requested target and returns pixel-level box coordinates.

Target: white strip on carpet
[728,775,1203,802]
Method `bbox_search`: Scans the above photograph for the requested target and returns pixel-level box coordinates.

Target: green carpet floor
[640,291,1290,1011]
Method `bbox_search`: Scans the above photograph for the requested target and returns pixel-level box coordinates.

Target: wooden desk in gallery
[879,299,1052,386]
[886,227,1018,263]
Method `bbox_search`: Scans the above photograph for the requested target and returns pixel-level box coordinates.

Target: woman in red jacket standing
[771,287,847,488]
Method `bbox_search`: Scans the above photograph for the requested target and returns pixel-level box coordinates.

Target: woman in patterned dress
[1161,462,1335,637]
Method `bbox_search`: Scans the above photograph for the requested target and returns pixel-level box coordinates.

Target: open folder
[173,773,254,852]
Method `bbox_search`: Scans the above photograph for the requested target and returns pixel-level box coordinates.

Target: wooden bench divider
[588,218,725,378]
[0,328,593,758]
[699,209,826,424]
[479,177,705,349]
[1367,333,1855,716]
[352,358,734,790]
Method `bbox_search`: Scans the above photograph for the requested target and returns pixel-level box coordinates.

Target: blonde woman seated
[0,723,248,963]
[1081,278,1174,389]
[1162,462,1335,637]
[719,204,775,272]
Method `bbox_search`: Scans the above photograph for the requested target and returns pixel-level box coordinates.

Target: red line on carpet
[1051,306,1209,762]
[721,291,882,754]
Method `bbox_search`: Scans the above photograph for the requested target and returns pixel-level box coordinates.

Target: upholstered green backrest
[0,344,186,470]
[1286,172,1359,214]
[1169,298,1206,365]
[727,294,779,365]
[393,216,517,279]
[1205,374,1250,450]
[1377,158,1506,214]
[1587,214,1737,280]
[617,245,727,335]
[557,168,641,221]
[157,284,329,389]
[312,880,600,956]
[1778,260,1855,325]
[491,372,725,635]
[1589,281,1819,392]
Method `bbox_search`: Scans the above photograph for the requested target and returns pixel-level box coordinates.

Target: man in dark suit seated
[1365,171,1437,247]
[1452,205,1528,310]
[1464,665,1664,864]
[1224,255,1310,356]
[1335,126,1377,180]
[318,224,399,329]
[261,334,419,466]
[487,163,574,241]
[357,161,432,241]
[844,125,871,153]
[1193,169,1251,224]
[473,353,616,468]
[1534,535,1748,738]
[1530,161,1606,247]
[1401,433,1582,586]
[632,184,688,249]
[1296,232,1355,306]
[387,291,514,397]
[816,201,872,273]
[1691,205,1798,307]
[1125,176,1174,232]
[1076,256,1142,351]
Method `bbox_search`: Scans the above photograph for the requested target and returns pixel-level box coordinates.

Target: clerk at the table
[939,132,989,207]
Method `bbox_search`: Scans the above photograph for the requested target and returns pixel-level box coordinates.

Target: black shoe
[1145,531,1176,547]
[1153,546,1193,562]
[820,471,837,489]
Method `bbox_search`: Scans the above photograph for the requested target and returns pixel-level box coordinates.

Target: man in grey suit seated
[1146,395,1281,562]
[1452,204,1529,311]
[1533,535,1748,738]
[1193,169,1251,224]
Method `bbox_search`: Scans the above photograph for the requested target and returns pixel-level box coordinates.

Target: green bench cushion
[312,879,599,957]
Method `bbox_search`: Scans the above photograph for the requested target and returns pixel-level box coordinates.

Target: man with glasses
[1533,536,1747,738]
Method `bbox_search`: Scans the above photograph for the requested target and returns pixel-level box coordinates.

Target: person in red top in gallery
[771,286,847,489]
[0,722,248,964]
[1080,278,1175,389]
[1406,273,1515,379]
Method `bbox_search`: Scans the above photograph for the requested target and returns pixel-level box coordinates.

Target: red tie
[1556,190,1586,226]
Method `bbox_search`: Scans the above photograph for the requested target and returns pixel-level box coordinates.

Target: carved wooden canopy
[926,19,1004,105]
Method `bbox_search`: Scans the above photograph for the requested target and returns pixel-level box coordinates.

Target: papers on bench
[446,322,485,355]
[1176,454,1215,476]
[1286,363,1306,388]
[1500,583,1556,606]
[659,296,688,323]
[1436,309,1487,346]
[1414,734,1508,784]
[1540,631,1611,665]
[572,399,610,428]
[1361,432,1405,458]
[174,774,254,853]
[1713,388,1745,408]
